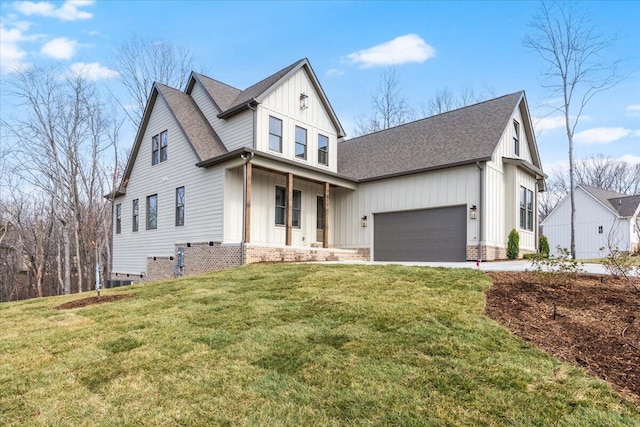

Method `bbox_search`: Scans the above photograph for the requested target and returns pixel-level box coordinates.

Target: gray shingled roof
[581,185,640,217]
[337,92,524,180]
[193,73,241,112]
[156,83,227,161]
[219,59,306,117]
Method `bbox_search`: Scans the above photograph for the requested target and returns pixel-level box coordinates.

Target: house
[110,58,546,282]
[541,185,640,258]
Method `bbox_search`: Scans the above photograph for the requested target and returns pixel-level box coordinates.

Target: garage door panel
[374,206,466,262]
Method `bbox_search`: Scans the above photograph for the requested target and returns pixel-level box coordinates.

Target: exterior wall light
[469,205,477,220]
[300,93,309,110]
[361,215,368,227]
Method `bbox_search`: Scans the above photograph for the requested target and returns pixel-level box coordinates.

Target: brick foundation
[466,245,535,261]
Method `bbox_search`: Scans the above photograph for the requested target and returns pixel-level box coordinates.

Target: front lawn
[1,264,637,426]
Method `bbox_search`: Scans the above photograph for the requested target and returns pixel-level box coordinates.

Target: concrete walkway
[318,259,621,275]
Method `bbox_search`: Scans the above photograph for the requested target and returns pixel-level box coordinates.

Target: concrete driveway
[319,259,620,275]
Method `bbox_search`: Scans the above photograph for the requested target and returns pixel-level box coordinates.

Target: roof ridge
[193,72,242,92]
[342,91,524,144]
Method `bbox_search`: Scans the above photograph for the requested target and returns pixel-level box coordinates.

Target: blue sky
[1,0,639,173]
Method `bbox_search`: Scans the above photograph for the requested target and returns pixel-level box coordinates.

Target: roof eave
[217,99,258,119]
[355,157,493,183]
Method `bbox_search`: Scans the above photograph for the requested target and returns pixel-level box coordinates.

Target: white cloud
[626,104,640,118]
[13,0,94,21]
[533,115,565,134]
[617,154,640,164]
[346,34,436,68]
[326,68,344,77]
[68,62,119,80]
[574,127,638,145]
[0,22,33,73]
[41,37,77,59]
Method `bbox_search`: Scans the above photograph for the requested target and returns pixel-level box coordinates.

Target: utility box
[177,247,185,267]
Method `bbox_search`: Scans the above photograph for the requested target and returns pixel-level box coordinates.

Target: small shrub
[600,247,635,278]
[507,229,519,260]
[528,246,585,286]
[522,253,537,260]
[539,235,550,257]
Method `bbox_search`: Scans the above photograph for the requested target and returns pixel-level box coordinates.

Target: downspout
[534,180,539,252]
[240,103,257,265]
[476,161,483,262]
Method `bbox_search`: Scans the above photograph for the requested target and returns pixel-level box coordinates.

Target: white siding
[190,81,253,152]
[256,68,339,173]
[493,104,533,163]
[542,187,630,258]
[333,165,480,248]
[112,95,225,275]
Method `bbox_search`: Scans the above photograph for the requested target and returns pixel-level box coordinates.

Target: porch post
[323,182,330,248]
[286,173,293,246]
[244,163,252,243]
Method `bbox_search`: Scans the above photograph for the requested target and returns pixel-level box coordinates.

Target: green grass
[1,264,637,426]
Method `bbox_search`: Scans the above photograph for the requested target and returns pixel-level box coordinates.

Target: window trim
[292,189,301,228]
[318,134,329,166]
[146,194,158,230]
[295,126,307,160]
[151,135,159,165]
[275,186,286,226]
[152,131,168,165]
[513,120,520,156]
[115,203,122,234]
[274,186,301,228]
[160,130,168,162]
[132,199,139,232]
[175,186,185,227]
[268,116,283,153]
[519,186,533,231]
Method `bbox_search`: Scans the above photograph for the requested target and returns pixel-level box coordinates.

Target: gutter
[217,100,258,120]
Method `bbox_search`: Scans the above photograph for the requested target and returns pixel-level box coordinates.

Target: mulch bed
[55,294,134,310]
[485,271,640,406]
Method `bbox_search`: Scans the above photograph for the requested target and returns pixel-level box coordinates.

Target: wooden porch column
[323,182,330,248]
[244,162,252,243]
[286,173,293,246]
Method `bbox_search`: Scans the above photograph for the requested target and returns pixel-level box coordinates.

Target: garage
[373,206,467,262]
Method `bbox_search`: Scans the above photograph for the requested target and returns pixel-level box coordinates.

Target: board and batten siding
[333,165,480,248]
[190,81,253,152]
[256,68,339,173]
[542,187,631,258]
[492,103,534,164]
[112,95,225,275]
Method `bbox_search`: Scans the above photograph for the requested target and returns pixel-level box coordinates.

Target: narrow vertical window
[316,196,324,230]
[598,225,603,234]
[513,120,520,156]
[146,194,158,230]
[526,189,533,231]
[269,116,282,153]
[318,134,329,166]
[175,186,185,226]
[160,130,168,162]
[275,186,286,225]
[132,199,139,232]
[116,203,122,234]
[292,189,301,228]
[295,126,307,160]
[152,135,159,165]
[519,186,526,229]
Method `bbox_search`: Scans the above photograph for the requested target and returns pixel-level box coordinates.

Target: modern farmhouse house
[110,58,546,282]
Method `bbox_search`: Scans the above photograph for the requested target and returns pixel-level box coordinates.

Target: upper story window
[519,186,533,231]
[295,126,307,160]
[152,130,168,165]
[513,120,520,156]
[115,203,122,234]
[318,134,329,166]
[132,199,139,232]
[598,225,603,234]
[275,186,301,228]
[147,194,158,230]
[175,186,185,227]
[269,116,282,153]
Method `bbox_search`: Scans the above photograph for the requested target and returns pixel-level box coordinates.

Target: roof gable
[186,72,241,113]
[337,91,524,181]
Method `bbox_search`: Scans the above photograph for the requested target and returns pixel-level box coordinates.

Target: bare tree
[111,34,197,125]
[421,86,492,116]
[353,67,415,136]
[552,154,640,196]
[525,1,622,258]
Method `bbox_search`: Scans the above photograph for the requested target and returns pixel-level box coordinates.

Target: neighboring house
[110,58,546,282]
[541,185,640,259]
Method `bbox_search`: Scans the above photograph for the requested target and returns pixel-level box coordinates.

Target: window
[513,120,520,156]
[275,186,301,228]
[175,186,185,226]
[152,131,168,165]
[132,199,139,232]
[295,126,307,159]
[598,225,603,234]
[317,196,324,229]
[269,116,282,152]
[318,134,329,166]
[115,203,122,234]
[275,186,286,225]
[146,194,158,230]
[293,189,301,228]
[519,186,533,231]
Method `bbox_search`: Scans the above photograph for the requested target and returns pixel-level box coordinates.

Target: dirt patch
[55,294,134,310]
[485,271,640,405]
